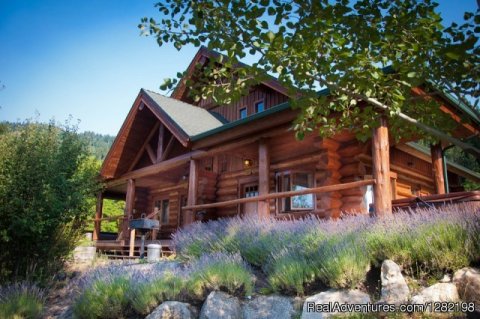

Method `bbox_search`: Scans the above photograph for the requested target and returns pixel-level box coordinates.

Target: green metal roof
[142,89,224,137]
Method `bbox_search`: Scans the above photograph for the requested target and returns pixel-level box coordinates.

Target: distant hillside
[78,131,115,160]
[0,121,115,161]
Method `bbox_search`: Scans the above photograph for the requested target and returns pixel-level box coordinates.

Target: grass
[0,283,45,319]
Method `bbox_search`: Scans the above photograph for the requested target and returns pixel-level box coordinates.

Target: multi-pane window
[255,101,264,113]
[276,171,314,211]
[239,107,247,119]
[154,199,169,224]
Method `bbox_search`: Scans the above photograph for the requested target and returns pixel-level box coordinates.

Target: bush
[187,253,254,298]
[0,121,100,282]
[173,204,480,296]
[128,271,187,315]
[0,282,45,319]
[73,276,130,319]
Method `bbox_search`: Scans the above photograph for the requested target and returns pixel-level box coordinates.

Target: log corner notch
[430,143,446,194]
[371,116,392,216]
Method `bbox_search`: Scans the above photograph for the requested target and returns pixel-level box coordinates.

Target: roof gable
[171,46,289,102]
[100,89,223,179]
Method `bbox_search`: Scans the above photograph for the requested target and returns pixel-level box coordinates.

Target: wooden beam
[258,139,270,218]
[372,116,392,216]
[431,143,446,194]
[145,144,156,164]
[127,122,161,172]
[92,193,103,241]
[120,179,135,241]
[185,160,198,225]
[182,179,375,211]
[156,124,165,162]
[161,135,175,161]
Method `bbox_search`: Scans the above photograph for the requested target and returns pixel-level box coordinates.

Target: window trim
[254,100,265,113]
[239,107,247,119]
[154,197,170,224]
[276,170,316,213]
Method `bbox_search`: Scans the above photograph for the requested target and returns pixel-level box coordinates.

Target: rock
[200,291,241,319]
[301,289,371,319]
[439,274,451,283]
[411,283,459,305]
[243,295,295,319]
[453,267,480,312]
[379,260,410,304]
[145,301,197,319]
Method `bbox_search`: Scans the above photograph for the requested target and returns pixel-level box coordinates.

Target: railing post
[258,139,270,218]
[430,143,446,194]
[185,159,198,225]
[92,192,103,241]
[372,116,392,216]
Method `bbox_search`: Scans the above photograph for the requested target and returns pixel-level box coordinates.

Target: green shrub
[266,249,316,296]
[73,276,130,319]
[187,253,254,298]
[0,121,100,282]
[128,272,186,315]
[0,283,45,319]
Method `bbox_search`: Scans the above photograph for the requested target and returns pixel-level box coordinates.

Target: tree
[0,121,100,282]
[140,0,479,145]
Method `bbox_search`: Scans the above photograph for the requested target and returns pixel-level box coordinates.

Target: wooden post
[156,124,165,162]
[92,193,103,241]
[258,139,270,218]
[372,117,392,216]
[124,179,136,256]
[185,160,198,225]
[430,143,446,194]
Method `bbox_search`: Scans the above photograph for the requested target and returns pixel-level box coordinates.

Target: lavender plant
[187,252,255,298]
[0,282,45,319]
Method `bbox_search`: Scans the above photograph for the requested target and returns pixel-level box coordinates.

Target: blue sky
[0,0,478,135]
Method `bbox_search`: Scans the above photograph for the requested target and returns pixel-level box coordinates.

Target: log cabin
[94,47,480,255]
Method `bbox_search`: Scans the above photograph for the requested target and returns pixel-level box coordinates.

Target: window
[276,171,314,211]
[255,101,264,113]
[154,199,169,224]
[363,184,374,213]
[239,107,247,119]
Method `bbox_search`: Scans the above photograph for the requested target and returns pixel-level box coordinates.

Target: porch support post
[124,179,136,256]
[258,139,270,218]
[430,143,446,194]
[372,116,392,216]
[185,160,198,225]
[92,192,103,241]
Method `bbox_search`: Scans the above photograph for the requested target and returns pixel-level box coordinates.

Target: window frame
[239,107,247,119]
[154,198,170,224]
[254,100,265,113]
[276,170,316,213]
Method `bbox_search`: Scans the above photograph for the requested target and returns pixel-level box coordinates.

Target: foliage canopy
[0,121,100,282]
[141,0,479,141]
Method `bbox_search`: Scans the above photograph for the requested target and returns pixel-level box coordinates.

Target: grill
[129,217,160,259]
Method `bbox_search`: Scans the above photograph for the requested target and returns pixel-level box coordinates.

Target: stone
[301,289,371,319]
[145,301,197,319]
[439,274,451,283]
[243,295,295,319]
[379,260,410,304]
[453,267,480,312]
[411,283,459,305]
[200,291,241,319]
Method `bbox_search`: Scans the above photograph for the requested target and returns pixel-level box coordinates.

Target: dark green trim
[191,101,291,141]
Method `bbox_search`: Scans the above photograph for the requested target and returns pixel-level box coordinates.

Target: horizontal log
[182,179,375,211]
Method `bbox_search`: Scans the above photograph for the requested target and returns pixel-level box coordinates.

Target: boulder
[301,289,371,319]
[145,301,197,319]
[411,283,459,305]
[453,267,480,312]
[200,291,242,319]
[379,260,409,304]
[243,295,295,319]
